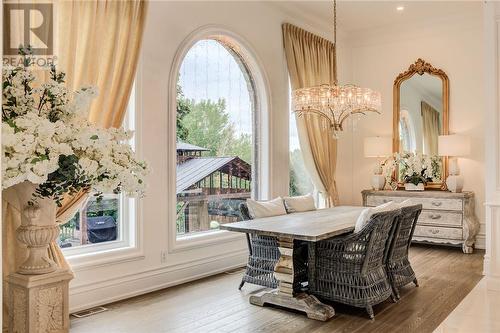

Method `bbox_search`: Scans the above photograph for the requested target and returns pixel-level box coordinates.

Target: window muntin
[176,38,257,238]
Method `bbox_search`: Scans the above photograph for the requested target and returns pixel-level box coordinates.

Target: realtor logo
[3,2,54,56]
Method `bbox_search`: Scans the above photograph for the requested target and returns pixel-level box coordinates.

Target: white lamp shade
[438,135,471,157]
[364,136,392,158]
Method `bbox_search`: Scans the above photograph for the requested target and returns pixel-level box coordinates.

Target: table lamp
[438,134,471,193]
[364,136,392,190]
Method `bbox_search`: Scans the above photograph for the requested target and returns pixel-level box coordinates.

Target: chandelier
[291,0,382,136]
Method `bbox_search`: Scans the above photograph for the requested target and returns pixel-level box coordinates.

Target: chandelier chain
[290,0,382,137]
[333,0,337,47]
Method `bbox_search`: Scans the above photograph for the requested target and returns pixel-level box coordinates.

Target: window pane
[176,39,255,237]
[289,94,313,196]
[58,194,120,248]
[58,83,135,250]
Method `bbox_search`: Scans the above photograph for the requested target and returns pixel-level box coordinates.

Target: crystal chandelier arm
[338,108,381,128]
[329,106,342,124]
[295,108,334,127]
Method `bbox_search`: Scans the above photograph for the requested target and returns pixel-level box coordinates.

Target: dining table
[220,205,365,321]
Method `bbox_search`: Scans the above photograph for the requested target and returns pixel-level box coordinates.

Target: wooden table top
[220,206,365,242]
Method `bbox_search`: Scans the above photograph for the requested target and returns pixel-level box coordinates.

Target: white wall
[483,1,500,290]
[67,1,352,312]
[336,7,486,249]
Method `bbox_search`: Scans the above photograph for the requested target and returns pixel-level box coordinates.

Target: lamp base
[446,175,464,193]
[371,175,386,190]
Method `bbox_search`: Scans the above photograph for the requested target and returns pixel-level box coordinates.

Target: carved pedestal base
[249,236,335,321]
[8,269,74,333]
[250,291,335,321]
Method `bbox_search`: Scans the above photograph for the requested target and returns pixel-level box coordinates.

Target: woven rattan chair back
[388,204,422,264]
[386,204,422,299]
[237,202,308,291]
[309,208,401,319]
[360,210,401,275]
[237,203,280,289]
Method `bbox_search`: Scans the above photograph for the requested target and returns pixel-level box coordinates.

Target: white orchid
[381,152,441,188]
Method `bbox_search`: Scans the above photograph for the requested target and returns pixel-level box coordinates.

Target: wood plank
[70,245,484,333]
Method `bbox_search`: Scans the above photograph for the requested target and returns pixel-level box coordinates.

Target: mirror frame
[393,58,449,190]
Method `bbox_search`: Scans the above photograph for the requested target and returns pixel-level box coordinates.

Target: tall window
[176,38,256,237]
[57,86,136,251]
[289,86,313,196]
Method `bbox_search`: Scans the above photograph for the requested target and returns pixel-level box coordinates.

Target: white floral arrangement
[2,48,148,206]
[381,152,441,188]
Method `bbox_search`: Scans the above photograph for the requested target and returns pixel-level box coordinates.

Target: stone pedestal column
[8,270,74,333]
[6,181,74,332]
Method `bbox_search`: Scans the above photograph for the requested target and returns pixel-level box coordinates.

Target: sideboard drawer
[418,210,462,227]
[414,225,462,240]
[365,195,462,211]
[365,195,402,206]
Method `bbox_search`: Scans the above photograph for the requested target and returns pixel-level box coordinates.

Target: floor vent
[71,306,108,318]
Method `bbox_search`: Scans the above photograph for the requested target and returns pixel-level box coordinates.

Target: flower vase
[12,181,60,275]
[404,183,425,191]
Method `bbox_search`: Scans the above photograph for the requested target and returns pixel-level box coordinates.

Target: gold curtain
[282,23,339,206]
[421,101,440,156]
[2,0,148,326]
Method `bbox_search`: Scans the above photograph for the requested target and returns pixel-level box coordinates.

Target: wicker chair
[238,203,308,291]
[386,204,422,300]
[308,209,401,319]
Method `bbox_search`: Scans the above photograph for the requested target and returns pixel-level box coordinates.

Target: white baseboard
[69,251,247,313]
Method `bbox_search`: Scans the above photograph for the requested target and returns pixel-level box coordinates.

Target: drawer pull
[430,214,442,220]
[431,201,443,207]
[430,229,440,235]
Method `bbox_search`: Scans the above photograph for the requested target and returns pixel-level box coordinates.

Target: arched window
[399,109,416,152]
[175,37,258,237]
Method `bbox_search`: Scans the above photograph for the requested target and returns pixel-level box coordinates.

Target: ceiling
[277,1,482,34]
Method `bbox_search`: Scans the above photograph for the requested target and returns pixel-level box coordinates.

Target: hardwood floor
[70,245,484,333]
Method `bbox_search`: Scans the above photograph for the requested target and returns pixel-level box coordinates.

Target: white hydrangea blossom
[2,53,148,205]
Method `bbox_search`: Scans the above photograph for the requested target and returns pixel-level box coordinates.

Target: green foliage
[176,85,191,141]
[34,154,92,207]
[181,99,232,155]
[289,149,313,196]
[221,132,251,164]
[176,201,187,233]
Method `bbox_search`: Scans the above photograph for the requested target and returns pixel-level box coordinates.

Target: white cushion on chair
[354,201,396,233]
[393,199,414,209]
[246,197,287,219]
[283,194,316,213]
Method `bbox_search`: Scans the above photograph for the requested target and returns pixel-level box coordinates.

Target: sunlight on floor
[434,279,500,333]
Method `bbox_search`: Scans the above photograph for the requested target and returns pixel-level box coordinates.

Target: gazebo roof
[176,141,210,152]
[176,156,251,194]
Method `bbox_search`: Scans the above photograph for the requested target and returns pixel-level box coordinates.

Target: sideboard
[361,190,479,254]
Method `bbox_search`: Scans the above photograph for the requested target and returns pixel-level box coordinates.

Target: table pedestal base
[248,236,335,321]
[250,291,335,321]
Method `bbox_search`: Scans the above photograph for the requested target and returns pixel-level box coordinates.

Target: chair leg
[391,293,398,303]
[396,290,401,300]
[238,280,245,290]
[413,278,419,287]
[366,305,374,320]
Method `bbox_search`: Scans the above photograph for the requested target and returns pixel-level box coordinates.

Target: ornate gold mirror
[393,59,449,189]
